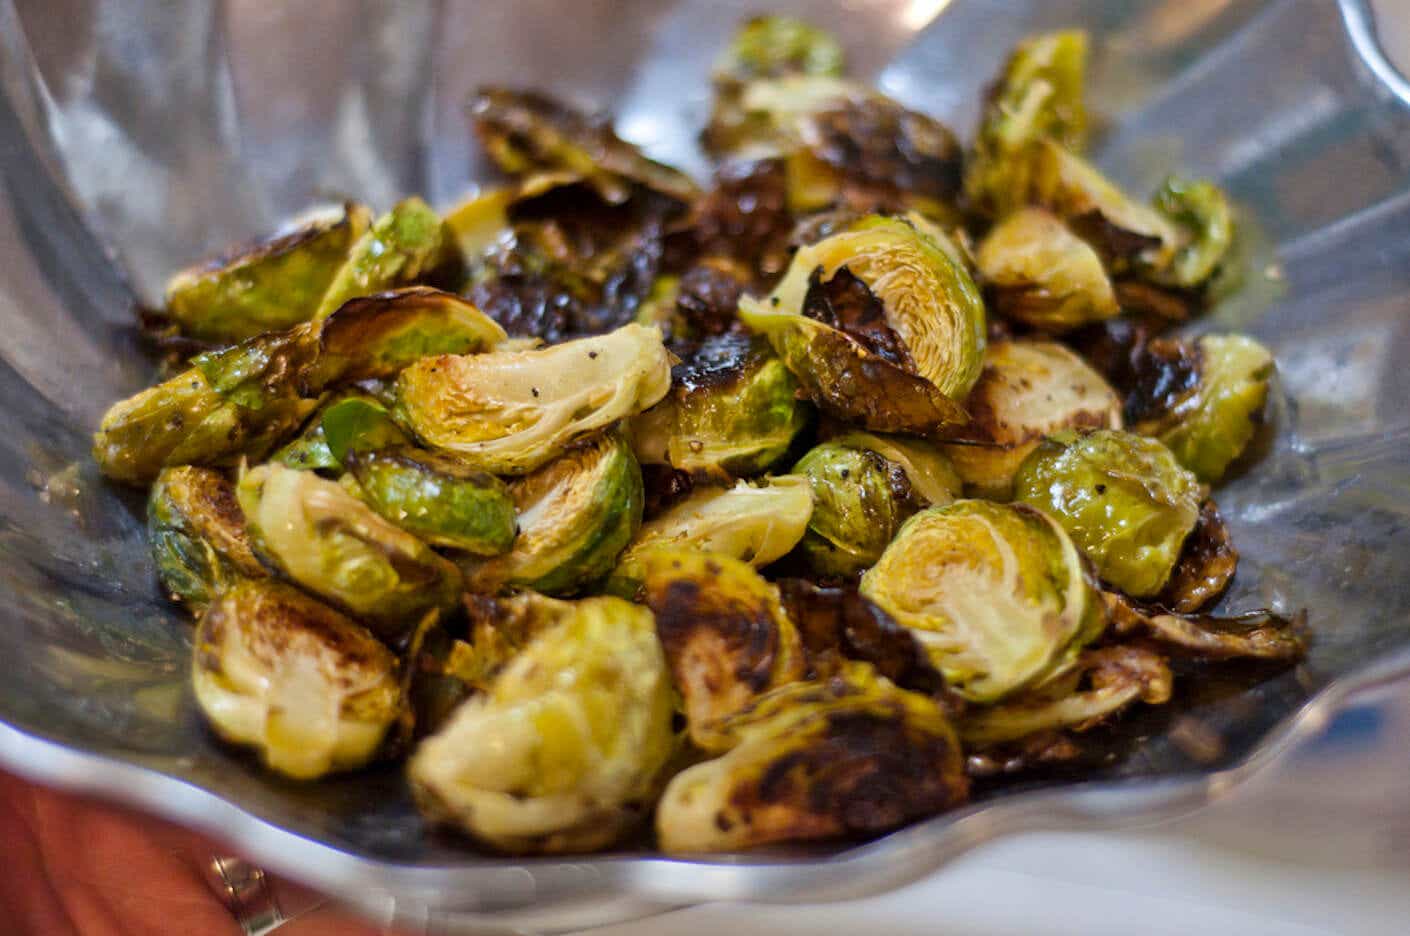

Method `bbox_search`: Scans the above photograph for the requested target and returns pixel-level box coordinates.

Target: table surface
[583,5,1410,933]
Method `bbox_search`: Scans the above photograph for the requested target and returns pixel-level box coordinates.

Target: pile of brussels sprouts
[94,16,1302,855]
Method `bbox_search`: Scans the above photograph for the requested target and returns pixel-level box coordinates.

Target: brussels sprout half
[395,322,671,475]
[464,432,642,596]
[311,287,507,390]
[165,204,370,343]
[1132,334,1274,483]
[1024,141,1181,272]
[346,448,516,556]
[740,215,985,434]
[965,30,1089,217]
[610,476,814,596]
[656,661,967,853]
[192,580,402,780]
[470,87,699,206]
[409,594,675,853]
[791,433,960,579]
[942,340,1123,499]
[630,333,809,478]
[238,463,462,643]
[93,325,321,485]
[976,208,1119,331]
[860,500,1102,703]
[148,466,266,613]
[314,198,461,321]
[635,549,806,738]
[1013,429,1203,598]
[959,644,1172,747]
[715,15,845,81]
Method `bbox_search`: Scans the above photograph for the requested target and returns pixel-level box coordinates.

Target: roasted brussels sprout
[635,549,805,736]
[93,326,320,484]
[1150,177,1234,289]
[1024,141,1181,272]
[443,185,515,259]
[274,394,409,473]
[965,30,1088,217]
[740,215,985,434]
[313,198,461,321]
[656,661,967,853]
[975,208,1119,331]
[463,432,642,596]
[610,476,814,595]
[1104,591,1305,662]
[345,448,516,556]
[165,204,370,343]
[470,87,699,206]
[312,287,507,389]
[716,15,845,81]
[1130,334,1274,483]
[942,340,1123,498]
[148,466,266,612]
[1013,429,1203,598]
[959,644,1171,746]
[395,322,671,474]
[860,500,1101,702]
[630,333,808,478]
[237,463,462,642]
[791,433,960,579]
[192,580,402,780]
[409,594,675,853]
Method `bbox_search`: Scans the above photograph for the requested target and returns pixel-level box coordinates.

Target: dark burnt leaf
[680,159,796,284]
[806,97,963,205]
[777,579,951,702]
[1114,279,1197,322]
[801,267,914,369]
[1159,501,1238,613]
[1103,590,1306,662]
[674,262,749,347]
[641,464,697,520]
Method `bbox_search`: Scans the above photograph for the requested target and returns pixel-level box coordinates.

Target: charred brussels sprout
[610,476,814,595]
[237,463,461,642]
[716,15,845,81]
[942,340,1123,498]
[93,326,320,484]
[1013,429,1203,598]
[409,595,674,853]
[740,215,985,434]
[395,322,671,475]
[636,549,806,737]
[1150,177,1235,289]
[312,287,506,389]
[1104,591,1305,662]
[274,394,409,473]
[470,87,699,205]
[860,500,1101,702]
[345,448,516,556]
[630,333,808,478]
[965,30,1089,217]
[165,204,370,343]
[656,662,967,853]
[148,466,266,613]
[314,198,461,320]
[192,580,402,780]
[791,433,960,579]
[975,208,1118,330]
[1131,334,1274,483]
[464,433,642,596]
